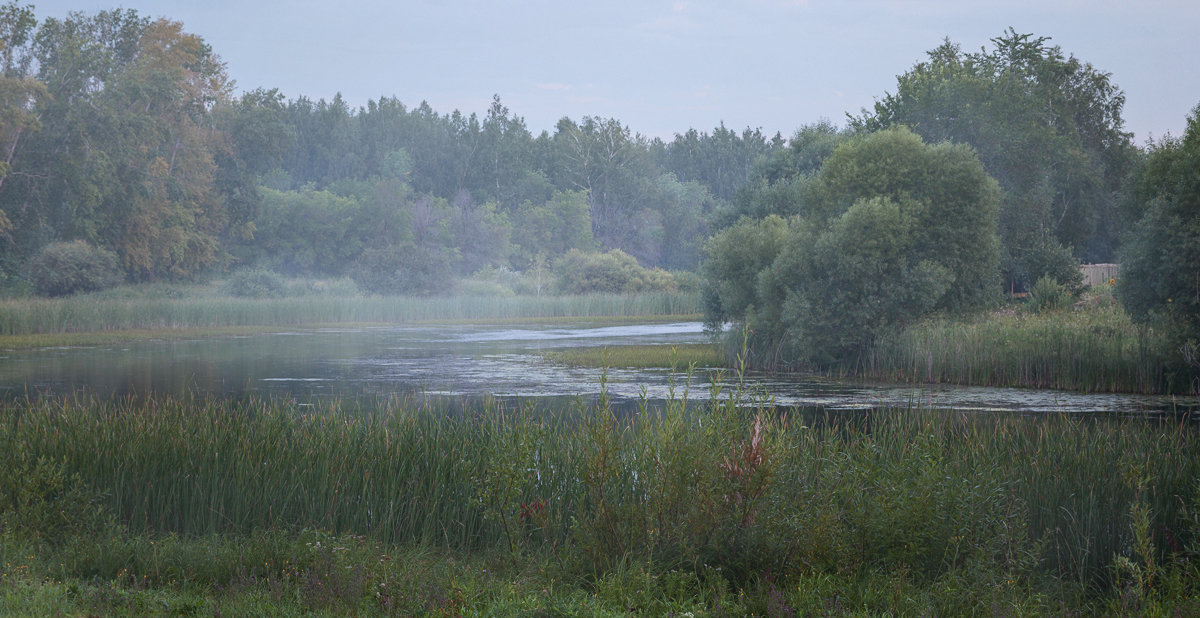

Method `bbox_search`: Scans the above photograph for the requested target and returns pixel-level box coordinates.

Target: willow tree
[704,128,1001,365]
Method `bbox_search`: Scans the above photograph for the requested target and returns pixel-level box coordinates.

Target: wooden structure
[1080,263,1120,288]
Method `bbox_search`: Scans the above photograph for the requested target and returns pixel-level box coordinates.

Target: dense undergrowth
[734,288,1193,396]
[861,300,1178,394]
[2,376,1197,615]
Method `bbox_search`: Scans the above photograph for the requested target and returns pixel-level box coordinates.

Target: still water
[1,322,1195,416]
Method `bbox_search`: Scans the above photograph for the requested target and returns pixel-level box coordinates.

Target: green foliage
[717,121,846,227]
[1027,275,1074,313]
[0,448,115,547]
[240,187,399,276]
[855,30,1136,270]
[26,240,123,297]
[1117,104,1200,394]
[660,123,781,202]
[449,197,512,275]
[510,190,594,268]
[350,244,456,296]
[221,267,287,298]
[775,196,954,363]
[0,289,702,338]
[2,391,1197,605]
[804,127,1002,313]
[553,248,677,294]
[1004,232,1084,294]
[704,128,1001,365]
[864,299,1175,393]
[1118,102,1200,376]
[701,214,790,332]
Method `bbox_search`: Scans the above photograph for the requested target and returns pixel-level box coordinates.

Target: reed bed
[3,388,1196,596]
[0,291,701,336]
[862,303,1175,393]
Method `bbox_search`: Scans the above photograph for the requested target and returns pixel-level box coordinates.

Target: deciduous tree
[854,30,1135,288]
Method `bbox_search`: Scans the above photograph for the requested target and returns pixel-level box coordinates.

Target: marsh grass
[0,291,701,337]
[543,343,726,368]
[3,386,1196,605]
[861,301,1176,393]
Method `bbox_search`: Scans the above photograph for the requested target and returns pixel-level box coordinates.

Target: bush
[223,267,287,298]
[26,240,124,297]
[1027,275,1073,313]
[350,244,455,296]
[670,270,703,294]
[1004,234,1083,295]
[0,449,116,547]
[554,249,677,294]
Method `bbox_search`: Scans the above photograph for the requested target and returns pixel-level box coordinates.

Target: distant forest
[0,5,1184,303]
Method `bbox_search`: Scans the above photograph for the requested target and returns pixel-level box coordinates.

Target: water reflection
[0,322,1196,416]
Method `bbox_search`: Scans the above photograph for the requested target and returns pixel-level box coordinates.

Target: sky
[26,0,1200,144]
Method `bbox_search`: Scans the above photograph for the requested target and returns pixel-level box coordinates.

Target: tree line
[0,5,1194,366]
[0,2,780,291]
[703,29,1196,370]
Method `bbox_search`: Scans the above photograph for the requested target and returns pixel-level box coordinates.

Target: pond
[1,321,1196,417]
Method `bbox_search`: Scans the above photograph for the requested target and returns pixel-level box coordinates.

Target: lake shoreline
[0,313,703,351]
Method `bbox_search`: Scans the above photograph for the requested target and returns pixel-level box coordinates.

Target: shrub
[0,449,116,547]
[1004,233,1084,295]
[351,244,456,296]
[1027,275,1073,313]
[223,267,287,298]
[554,249,677,294]
[25,240,123,297]
[670,270,703,294]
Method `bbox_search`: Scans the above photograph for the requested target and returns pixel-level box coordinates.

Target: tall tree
[854,30,1135,289]
[720,121,845,226]
[2,8,240,281]
[705,128,1002,365]
[549,116,660,261]
[0,1,42,275]
[212,87,295,242]
[477,95,535,208]
[662,123,781,202]
[1118,103,1200,391]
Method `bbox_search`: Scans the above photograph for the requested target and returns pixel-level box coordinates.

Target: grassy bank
[0,289,701,338]
[3,388,1197,614]
[858,297,1182,394]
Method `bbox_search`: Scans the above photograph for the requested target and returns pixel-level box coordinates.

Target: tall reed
[861,303,1174,393]
[0,292,701,336]
[2,389,1196,590]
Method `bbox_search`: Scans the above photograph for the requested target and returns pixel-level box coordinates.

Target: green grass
[0,290,701,339]
[2,384,1197,614]
[860,297,1179,394]
[543,343,726,368]
[11,532,1157,616]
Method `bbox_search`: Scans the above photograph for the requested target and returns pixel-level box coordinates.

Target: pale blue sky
[27,1,1200,143]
